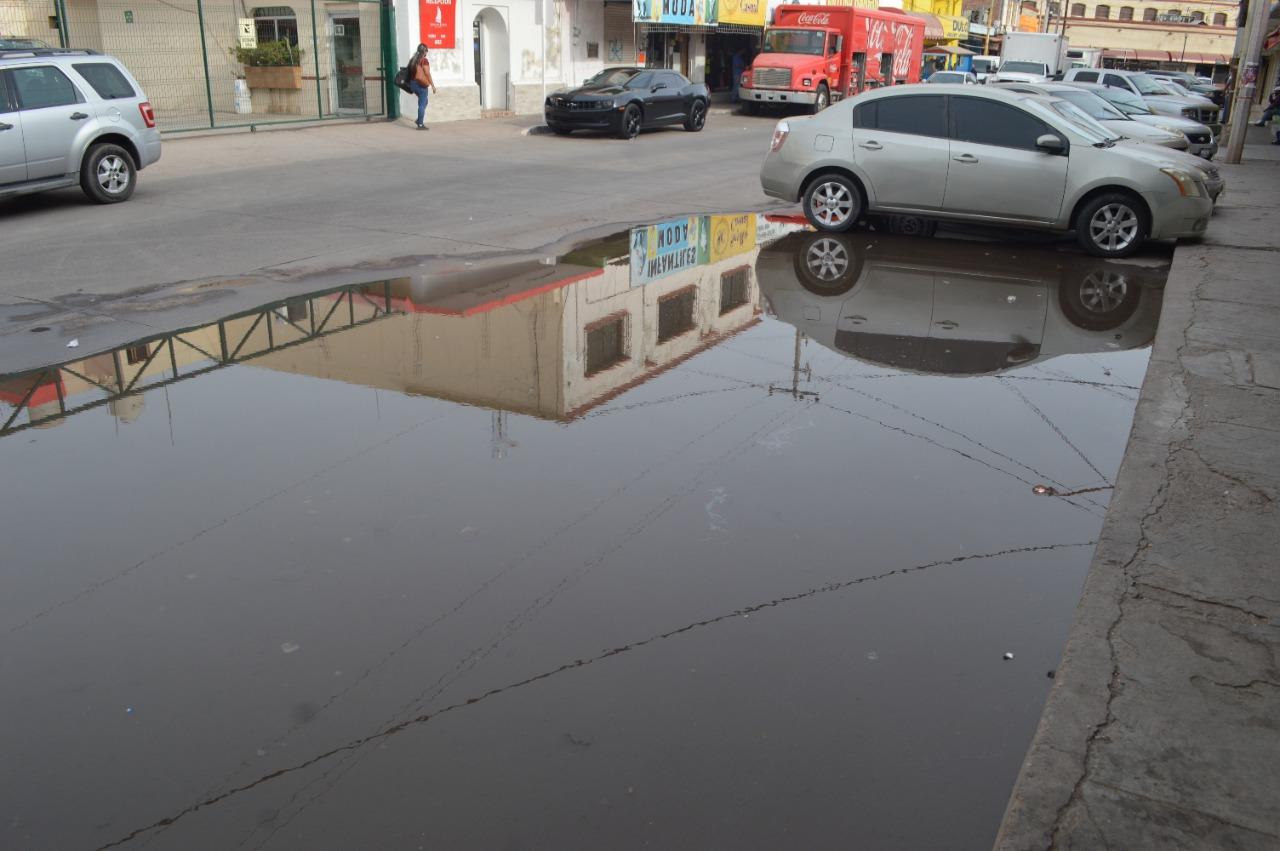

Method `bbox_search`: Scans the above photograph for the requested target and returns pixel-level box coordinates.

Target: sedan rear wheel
[803,173,862,233]
[1076,192,1147,258]
[618,104,642,140]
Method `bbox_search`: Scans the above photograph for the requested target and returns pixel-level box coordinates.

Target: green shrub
[232,39,303,67]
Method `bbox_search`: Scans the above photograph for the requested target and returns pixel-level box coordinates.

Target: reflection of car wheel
[885,214,937,238]
[811,84,829,114]
[684,99,707,132]
[1058,267,1143,331]
[803,173,863,233]
[80,143,137,204]
[1075,192,1148,258]
[793,232,864,296]
[618,104,642,140]
[549,124,572,136]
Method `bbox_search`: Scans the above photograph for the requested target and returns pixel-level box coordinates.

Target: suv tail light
[770,121,790,153]
[138,101,156,128]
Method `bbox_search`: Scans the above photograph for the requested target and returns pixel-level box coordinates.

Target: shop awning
[1103,48,1173,61]
[1175,51,1231,63]
[904,12,946,40]
[925,44,976,55]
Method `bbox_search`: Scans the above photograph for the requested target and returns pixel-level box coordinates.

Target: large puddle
[0,215,1167,850]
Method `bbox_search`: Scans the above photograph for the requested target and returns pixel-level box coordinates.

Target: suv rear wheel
[1075,192,1147,258]
[80,143,137,204]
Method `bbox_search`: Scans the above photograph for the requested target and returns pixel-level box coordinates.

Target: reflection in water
[0,217,1168,851]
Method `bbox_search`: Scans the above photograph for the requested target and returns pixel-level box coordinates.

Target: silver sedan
[759,85,1214,258]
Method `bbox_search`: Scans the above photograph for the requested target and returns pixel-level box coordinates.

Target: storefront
[633,0,715,78]
[705,0,767,95]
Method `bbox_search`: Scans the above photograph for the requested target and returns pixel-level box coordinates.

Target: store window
[1094,5,1110,18]
[1142,7,1157,19]
[720,268,751,314]
[1212,12,1226,24]
[657,288,696,342]
[1118,6,1134,19]
[253,6,298,45]
[585,315,627,375]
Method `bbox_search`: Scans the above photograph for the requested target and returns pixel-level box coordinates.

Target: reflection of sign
[237,18,257,49]
[710,214,756,264]
[630,217,710,287]
[634,0,710,24]
[419,0,456,49]
[719,0,765,26]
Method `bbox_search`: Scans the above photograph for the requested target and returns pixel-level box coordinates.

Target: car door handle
[0,121,12,131]
[952,153,979,163]
[70,112,90,121]
[858,141,882,150]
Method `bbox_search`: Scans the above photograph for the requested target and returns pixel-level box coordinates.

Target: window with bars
[657,288,696,342]
[124,344,151,365]
[585,315,627,375]
[1071,3,1085,14]
[253,6,299,46]
[1212,12,1226,24]
[1094,5,1110,18]
[1118,6,1134,19]
[1142,7,1157,20]
[719,268,751,315]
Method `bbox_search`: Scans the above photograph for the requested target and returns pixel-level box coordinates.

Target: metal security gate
[0,0,397,131]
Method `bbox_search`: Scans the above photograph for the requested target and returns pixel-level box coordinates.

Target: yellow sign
[939,14,969,38]
[1017,13,1039,31]
[718,0,766,25]
[710,214,757,264]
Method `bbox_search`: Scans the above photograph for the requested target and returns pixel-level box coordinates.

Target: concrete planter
[243,65,303,90]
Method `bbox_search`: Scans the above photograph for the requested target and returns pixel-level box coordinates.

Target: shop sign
[237,18,257,49]
[1017,13,1039,31]
[630,217,710,287]
[419,0,456,49]
[709,214,757,264]
[940,14,969,39]
[634,0,713,25]
[719,0,766,26]
[825,0,879,9]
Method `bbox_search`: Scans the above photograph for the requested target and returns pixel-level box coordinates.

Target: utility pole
[1224,0,1270,163]
[984,0,996,53]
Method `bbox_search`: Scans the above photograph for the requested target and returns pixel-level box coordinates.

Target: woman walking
[408,44,437,130]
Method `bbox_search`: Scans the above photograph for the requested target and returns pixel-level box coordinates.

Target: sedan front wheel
[803,173,862,233]
[618,104,642,140]
[684,99,706,132]
[1075,192,1148,258]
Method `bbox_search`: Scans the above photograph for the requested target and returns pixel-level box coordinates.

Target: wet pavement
[0,216,1168,850]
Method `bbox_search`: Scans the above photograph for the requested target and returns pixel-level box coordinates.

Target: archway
[472,8,510,110]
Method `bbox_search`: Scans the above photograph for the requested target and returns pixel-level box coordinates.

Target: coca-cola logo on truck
[794,12,830,25]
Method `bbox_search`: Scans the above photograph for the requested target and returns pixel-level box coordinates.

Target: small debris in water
[125,706,134,714]
[65,339,79,348]
[1006,295,1017,303]
[1032,485,1056,495]
[866,651,879,662]
[281,642,300,654]
[1047,670,1056,679]
[1003,652,1014,661]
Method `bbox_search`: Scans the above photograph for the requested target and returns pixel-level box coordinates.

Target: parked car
[759,85,1214,257]
[756,230,1164,375]
[991,59,1054,83]
[971,55,1000,83]
[1,48,159,204]
[544,67,708,139]
[927,71,978,85]
[1066,82,1217,159]
[995,81,1189,150]
[1148,70,1223,104]
[1062,68,1221,136]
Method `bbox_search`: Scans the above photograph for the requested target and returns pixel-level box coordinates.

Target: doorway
[329,13,365,113]
[472,8,510,110]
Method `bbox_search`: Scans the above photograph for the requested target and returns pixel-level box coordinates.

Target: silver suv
[1,48,160,204]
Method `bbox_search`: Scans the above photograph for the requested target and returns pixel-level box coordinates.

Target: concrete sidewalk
[996,130,1280,849]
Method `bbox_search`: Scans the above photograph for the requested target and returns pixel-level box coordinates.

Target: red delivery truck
[739,5,926,114]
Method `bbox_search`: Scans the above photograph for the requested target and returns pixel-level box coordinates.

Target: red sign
[419,0,456,50]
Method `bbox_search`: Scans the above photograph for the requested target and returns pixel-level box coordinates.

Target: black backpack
[394,58,415,94]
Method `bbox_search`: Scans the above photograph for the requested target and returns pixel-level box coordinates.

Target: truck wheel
[811,84,830,114]
[740,100,757,116]
[80,143,137,204]
[803,173,862,232]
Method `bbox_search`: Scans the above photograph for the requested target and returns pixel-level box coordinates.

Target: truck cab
[740,26,843,113]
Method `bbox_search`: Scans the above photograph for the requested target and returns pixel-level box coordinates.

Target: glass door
[329,14,365,113]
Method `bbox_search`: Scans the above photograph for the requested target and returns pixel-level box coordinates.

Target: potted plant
[232,39,304,90]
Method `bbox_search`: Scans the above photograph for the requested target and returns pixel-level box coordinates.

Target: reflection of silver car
[0,48,160,203]
[760,85,1214,258]
[1066,82,1217,160]
[756,230,1164,375]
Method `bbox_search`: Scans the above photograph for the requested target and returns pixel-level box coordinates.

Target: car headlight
[1150,123,1185,137]
[1160,167,1203,197]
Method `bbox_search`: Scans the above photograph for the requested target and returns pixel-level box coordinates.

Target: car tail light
[138,101,156,128]
[770,121,790,153]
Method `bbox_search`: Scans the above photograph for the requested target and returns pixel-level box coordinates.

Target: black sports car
[544,67,709,139]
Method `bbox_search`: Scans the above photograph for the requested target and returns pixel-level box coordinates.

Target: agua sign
[419,0,456,49]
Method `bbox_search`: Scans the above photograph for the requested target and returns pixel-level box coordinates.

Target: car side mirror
[1036,133,1066,153]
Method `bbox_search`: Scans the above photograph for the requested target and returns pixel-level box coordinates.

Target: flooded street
[1,217,1167,850]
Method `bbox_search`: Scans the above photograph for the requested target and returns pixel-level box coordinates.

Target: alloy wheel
[811,181,854,228]
[626,109,641,138]
[1088,203,1139,253]
[692,102,705,129]
[1077,270,1129,313]
[805,238,849,281]
[97,155,130,195]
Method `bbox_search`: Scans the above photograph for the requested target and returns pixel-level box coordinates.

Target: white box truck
[992,33,1069,83]
[1066,47,1103,69]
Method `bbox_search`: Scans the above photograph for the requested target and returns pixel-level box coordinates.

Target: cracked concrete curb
[994,145,1280,850]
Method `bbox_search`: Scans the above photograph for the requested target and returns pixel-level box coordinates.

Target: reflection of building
[251,214,771,421]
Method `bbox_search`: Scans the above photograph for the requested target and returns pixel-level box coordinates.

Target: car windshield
[1057,89,1127,120]
[1097,86,1152,114]
[1131,73,1172,96]
[1050,100,1117,143]
[931,72,963,83]
[585,69,640,87]
[972,59,997,73]
[1001,61,1047,74]
[0,36,51,48]
[762,29,826,56]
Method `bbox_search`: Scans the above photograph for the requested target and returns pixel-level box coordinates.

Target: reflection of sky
[0,309,1147,850]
